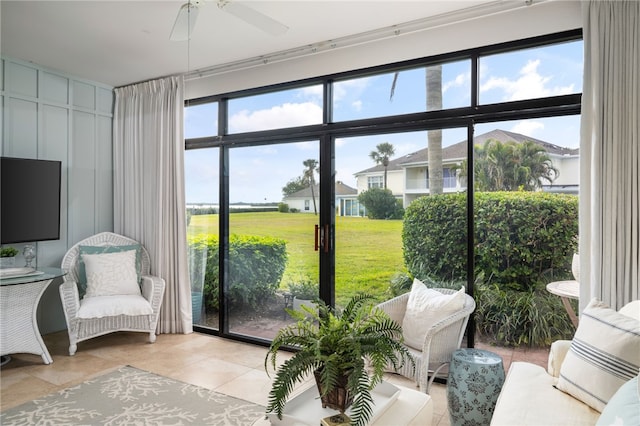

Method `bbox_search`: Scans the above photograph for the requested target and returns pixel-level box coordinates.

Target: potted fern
[264,294,414,426]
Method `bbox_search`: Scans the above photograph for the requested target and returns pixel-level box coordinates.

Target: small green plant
[287,276,318,300]
[265,294,414,426]
[0,247,19,257]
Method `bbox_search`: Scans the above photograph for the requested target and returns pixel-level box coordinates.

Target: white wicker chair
[59,232,165,355]
[377,288,476,393]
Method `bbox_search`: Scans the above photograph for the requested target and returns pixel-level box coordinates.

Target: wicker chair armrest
[59,281,81,320]
[141,275,166,313]
[376,293,410,326]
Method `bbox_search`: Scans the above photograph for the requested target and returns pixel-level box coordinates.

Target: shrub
[278,203,290,213]
[286,275,318,299]
[475,282,576,347]
[187,234,288,311]
[403,192,578,292]
[358,188,404,219]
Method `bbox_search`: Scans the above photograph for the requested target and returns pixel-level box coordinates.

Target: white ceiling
[0,0,509,87]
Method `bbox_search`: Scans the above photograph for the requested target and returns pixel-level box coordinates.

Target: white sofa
[491,340,600,425]
[491,300,640,426]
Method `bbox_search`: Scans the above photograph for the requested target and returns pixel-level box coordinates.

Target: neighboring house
[354,129,580,208]
[283,181,359,216]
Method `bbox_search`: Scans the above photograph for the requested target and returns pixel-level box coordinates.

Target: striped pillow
[556,298,640,412]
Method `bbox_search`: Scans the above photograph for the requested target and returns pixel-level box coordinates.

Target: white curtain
[113,76,193,333]
[580,1,639,311]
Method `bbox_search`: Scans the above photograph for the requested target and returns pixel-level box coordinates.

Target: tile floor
[1,331,549,425]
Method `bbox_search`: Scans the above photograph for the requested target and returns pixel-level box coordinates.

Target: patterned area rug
[0,366,265,425]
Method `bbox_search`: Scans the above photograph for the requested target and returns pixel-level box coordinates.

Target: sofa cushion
[401,280,465,350]
[556,299,640,412]
[491,361,600,425]
[82,250,141,298]
[596,374,640,426]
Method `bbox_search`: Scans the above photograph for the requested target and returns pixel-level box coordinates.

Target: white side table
[0,267,65,364]
[546,280,580,327]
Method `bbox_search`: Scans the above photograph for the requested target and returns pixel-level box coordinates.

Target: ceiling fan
[170,0,289,41]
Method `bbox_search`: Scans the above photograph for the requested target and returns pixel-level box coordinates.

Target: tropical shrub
[188,234,288,311]
[475,282,576,346]
[403,191,578,292]
[358,188,404,219]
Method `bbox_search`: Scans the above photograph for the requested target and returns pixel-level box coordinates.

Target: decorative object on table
[321,413,351,426]
[265,293,414,426]
[447,348,505,426]
[59,232,165,355]
[0,366,264,425]
[22,244,36,267]
[0,246,19,268]
[376,280,476,393]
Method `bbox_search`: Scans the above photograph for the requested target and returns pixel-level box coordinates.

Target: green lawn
[187,212,405,305]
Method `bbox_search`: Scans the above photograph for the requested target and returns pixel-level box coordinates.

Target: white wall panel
[72,80,95,110]
[1,57,113,334]
[4,62,37,98]
[3,98,37,157]
[68,110,96,243]
[41,72,69,105]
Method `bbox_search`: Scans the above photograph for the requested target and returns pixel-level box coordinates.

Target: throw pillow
[596,375,639,426]
[556,298,640,412]
[401,279,466,350]
[82,250,141,298]
[77,244,142,290]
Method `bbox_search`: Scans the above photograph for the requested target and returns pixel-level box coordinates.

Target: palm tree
[457,139,559,191]
[302,159,318,215]
[369,142,395,189]
[390,65,443,194]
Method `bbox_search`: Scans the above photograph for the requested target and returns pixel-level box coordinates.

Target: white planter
[0,257,16,268]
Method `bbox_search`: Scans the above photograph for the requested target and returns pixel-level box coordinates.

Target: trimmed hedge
[403,192,578,292]
[188,234,288,311]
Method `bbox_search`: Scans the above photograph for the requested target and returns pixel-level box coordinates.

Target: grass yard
[187,211,405,305]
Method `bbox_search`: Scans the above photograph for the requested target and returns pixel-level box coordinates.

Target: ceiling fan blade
[170,2,200,41]
[219,0,288,36]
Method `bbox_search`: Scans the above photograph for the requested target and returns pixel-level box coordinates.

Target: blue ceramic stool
[447,348,505,426]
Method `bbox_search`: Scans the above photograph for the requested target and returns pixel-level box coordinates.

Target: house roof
[354,129,580,175]
[283,181,357,199]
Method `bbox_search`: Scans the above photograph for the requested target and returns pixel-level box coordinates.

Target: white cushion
[77,294,153,318]
[556,298,640,412]
[82,250,141,298]
[491,362,600,426]
[401,279,465,350]
[619,300,640,321]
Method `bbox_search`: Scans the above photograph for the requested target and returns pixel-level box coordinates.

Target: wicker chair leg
[149,332,156,343]
[422,362,449,394]
[69,343,77,356]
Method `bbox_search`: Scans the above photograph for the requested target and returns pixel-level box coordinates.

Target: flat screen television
[1,157,62,244]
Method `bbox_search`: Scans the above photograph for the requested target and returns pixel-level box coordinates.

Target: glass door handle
[315,224,319,251]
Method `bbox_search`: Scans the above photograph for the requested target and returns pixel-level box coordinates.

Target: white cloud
[333,76,374,101]
[351,100,363,111]
[480,59,575,101]
[229,102,322,132]
[511,120,545,137]
[443,72,468,93]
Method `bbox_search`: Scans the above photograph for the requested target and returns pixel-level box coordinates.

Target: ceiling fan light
[170,2,200,41]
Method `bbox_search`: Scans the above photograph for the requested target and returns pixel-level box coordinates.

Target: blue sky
[185,40,583,204]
